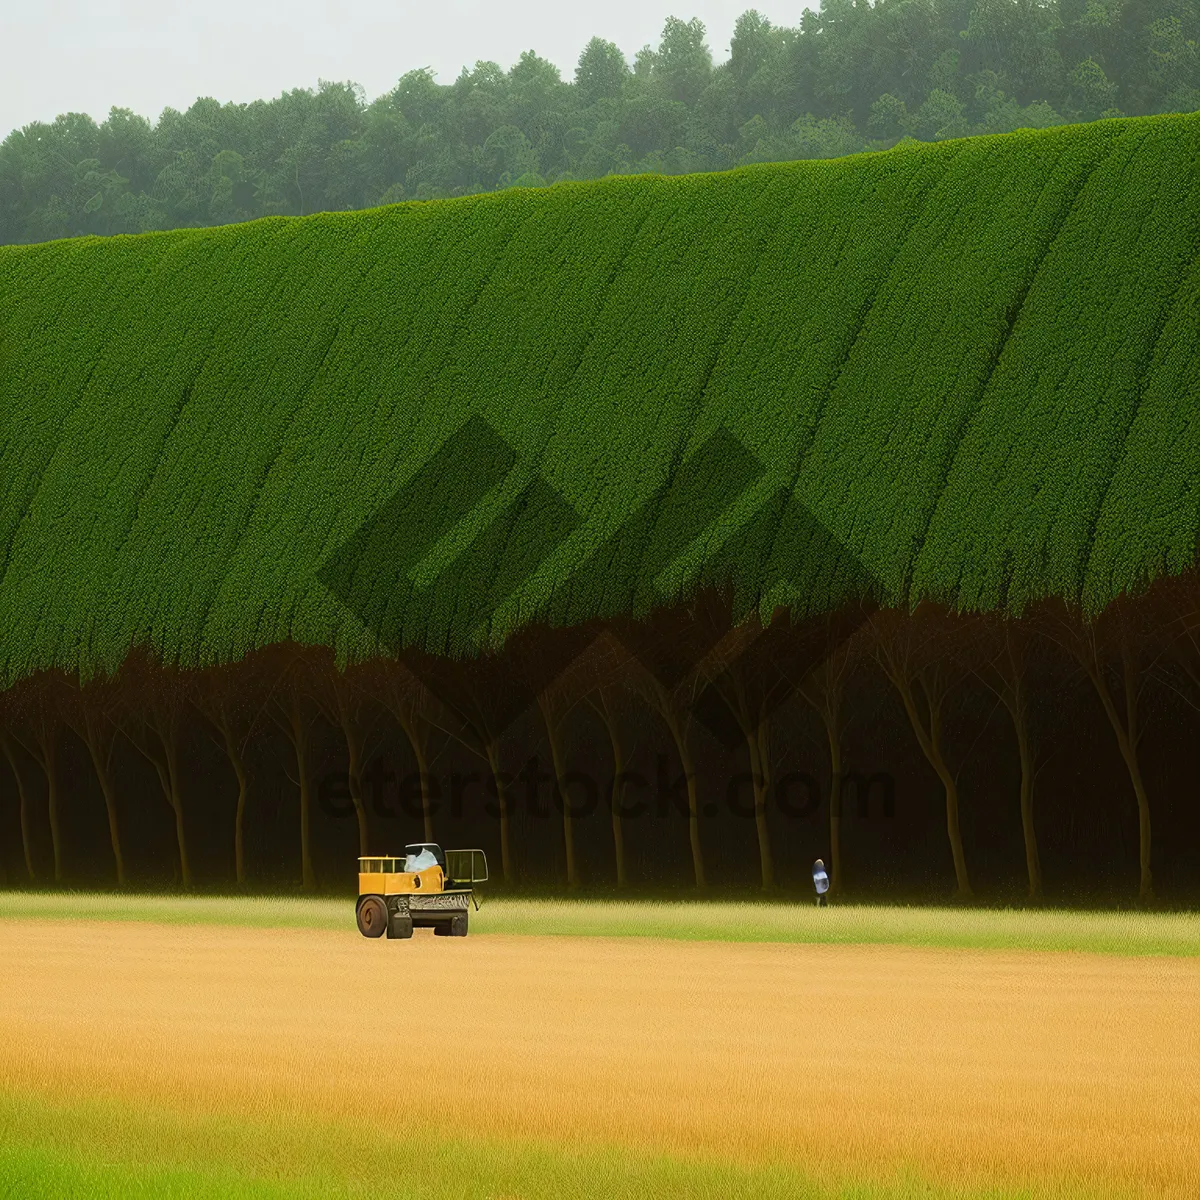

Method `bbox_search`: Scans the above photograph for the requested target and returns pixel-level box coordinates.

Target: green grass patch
[0,1090,1133,1200]
[2,891,1196,956]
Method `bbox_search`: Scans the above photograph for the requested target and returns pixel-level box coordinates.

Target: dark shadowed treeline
[3,582,1200,903]
[3,2,1199,245]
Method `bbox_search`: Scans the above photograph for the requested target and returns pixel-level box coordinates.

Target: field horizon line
[2,891,1197,957]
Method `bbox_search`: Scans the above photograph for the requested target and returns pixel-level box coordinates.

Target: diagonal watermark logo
[319,416,880,748]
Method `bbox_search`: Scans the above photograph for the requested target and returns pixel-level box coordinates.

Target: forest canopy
[2,112,1199,687]
[2,1,1199,245]
[3,107,1200,901]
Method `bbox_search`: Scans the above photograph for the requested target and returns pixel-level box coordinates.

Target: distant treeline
[3,2,1198,244]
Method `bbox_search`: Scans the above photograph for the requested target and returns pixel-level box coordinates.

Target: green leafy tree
[905,88,970,139]
[1067,57,1122,118]
[655,17,714,106]
[4,4,1200,245]
[575,38,630,105]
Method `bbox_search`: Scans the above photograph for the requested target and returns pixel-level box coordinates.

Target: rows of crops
[1,114,1199,683]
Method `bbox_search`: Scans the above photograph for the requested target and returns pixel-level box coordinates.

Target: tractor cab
[402,842,446,875]
[356,845,487,940]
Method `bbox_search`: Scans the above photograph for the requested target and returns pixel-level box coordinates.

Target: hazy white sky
[2,1,804,137]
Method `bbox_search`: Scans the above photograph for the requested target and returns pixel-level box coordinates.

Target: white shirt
[404,849,438,873]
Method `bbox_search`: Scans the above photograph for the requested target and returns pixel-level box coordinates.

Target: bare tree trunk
[161,731,192,890]
[594,695,627,888]
[726,678,774,891]
[682,736,704,890]
[483,738,511,884]
[336,708,370,856]
[747,717,774,891]
[139,731,192,890]
[195,676,263,891]
[232,748,249,886]
[610,769,627,891]
[539,694,578,889]
[145,715,190,888]
[799,655,850,900]
[1,734,36,882]
[393,709,434,843]
[128,714,190,889]
[993,629,1041,901]
[942,775,969,896]
[825,719,843,899]
[1015,721,1040,900]
[1009,693,1041,901]
[80,714,125,887]
[414,735,434,845]
[928,686,970,899]
[656,697,705,889]
[889,671,972,898]
[1122,641,1153,904]
[1081,637,1153,901]
[213,712,250,886]
[11,721,65,881]
[23,725,65,883]
[281,695,316,892]
[143,693,194,889]
[44,750,62,882]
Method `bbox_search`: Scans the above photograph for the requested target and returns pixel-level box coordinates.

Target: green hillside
[2,113,1199,685]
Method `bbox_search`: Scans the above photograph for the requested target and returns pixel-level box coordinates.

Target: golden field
[0,916,1197,1197]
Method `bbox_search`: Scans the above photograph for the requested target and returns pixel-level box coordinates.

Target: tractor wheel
[387,911,413,940]
[434,913,467,937]
[356,895,387,938]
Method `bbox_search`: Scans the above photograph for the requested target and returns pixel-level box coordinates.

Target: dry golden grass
[1,919,1197,1197]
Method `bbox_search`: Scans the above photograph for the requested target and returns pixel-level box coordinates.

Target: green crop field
[3,113,1199,687]
[0,1093,1121,1200]
[3,891,1197,954]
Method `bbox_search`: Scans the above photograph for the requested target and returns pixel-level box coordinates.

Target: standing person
[812,858,830,906]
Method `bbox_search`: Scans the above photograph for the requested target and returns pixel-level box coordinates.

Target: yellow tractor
[356,843,488,939]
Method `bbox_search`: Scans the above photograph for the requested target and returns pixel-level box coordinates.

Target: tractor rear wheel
[356,895,387,938]
[434,910,468,937]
